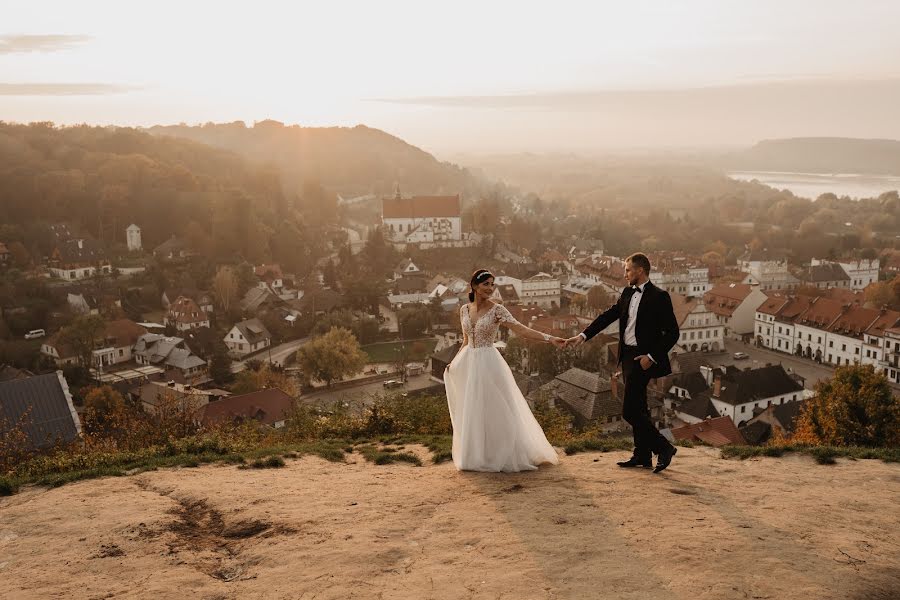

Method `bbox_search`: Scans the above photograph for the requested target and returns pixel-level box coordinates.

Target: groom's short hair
[626,252,651,274]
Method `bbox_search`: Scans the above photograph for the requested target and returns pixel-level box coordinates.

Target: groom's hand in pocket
[635,355,653,370]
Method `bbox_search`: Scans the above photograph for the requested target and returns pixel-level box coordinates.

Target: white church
[381,188,462,246]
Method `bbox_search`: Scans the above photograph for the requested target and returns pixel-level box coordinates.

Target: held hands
[550,335,584,349]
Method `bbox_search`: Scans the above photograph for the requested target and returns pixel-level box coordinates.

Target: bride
[443,269,562,472]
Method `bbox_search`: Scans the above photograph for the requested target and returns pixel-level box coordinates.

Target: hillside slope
[2,447,898,599]
[149,121,480,196]
[725,137,900,175]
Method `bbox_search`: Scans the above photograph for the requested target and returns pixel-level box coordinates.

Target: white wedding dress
[444,302,559,472]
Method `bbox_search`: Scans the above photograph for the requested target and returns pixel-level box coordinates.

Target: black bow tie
[631,286,642,293]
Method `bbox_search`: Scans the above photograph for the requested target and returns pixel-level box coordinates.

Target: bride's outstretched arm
[494,305,561,344]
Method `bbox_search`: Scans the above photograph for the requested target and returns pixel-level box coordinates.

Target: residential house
[133,333,207,383]
[136,380,225,415]
[739,255,799,291]
[650,257,711,297]
[200,388,295,429]
[166,296,210,332]
[386,292,431,311]
[152,236,194,260]
[224,318,272,358]
[239,286,281,313]
[709,364,810,426]
[881,328,900,384]
[0,372,81,451]
[162,289,214,314]
[528,367,623,430]
[816,258,880,290]
[48,238,111,280]
[671,293,725,352]
[393,258,422,280]
[538,249,572,276]
[521,272,561,309]
[294,288,346,315]
[254,264,284,291]
[803,261,851,289]
[670,416,746,447]
[382,191,462,244]
[742,399,805,445]
[703,283,768,340]
[429,342,461,383]
[41,319,148,369]
[762,295,818,356]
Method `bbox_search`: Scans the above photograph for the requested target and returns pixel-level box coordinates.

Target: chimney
[610,374,618,399]
[713,376,722,398]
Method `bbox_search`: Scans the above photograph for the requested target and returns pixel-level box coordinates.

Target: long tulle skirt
[444,345,559,472]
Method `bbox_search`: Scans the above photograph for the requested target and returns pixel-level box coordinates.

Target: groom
[558,253,680,472]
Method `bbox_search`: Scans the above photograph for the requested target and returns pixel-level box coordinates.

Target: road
[298,372,441,408]
[710,338,836,388]
[230,337,310,373]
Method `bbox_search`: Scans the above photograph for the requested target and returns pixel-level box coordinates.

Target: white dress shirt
[623,282,645,346]
[581,281,654,362]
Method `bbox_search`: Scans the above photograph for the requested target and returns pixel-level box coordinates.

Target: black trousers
[620,345,669,458]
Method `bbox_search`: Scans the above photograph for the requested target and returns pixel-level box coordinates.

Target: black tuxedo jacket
[581,281,679,378]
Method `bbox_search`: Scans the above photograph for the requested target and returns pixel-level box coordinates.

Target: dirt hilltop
[1,446,898,600]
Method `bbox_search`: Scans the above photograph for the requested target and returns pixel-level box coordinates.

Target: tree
[212,265,239,312]
[231,362,298,396]
[60,314,106,367]
[83,385,126,431]
[864,281,895,308]
[209,342,233,385]
[794,365,900,447]
[295,327,366,387]
[398,305,430,338]
[587,286,613,312]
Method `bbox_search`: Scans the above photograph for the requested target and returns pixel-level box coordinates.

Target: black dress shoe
[617,456,653,469]
[653,445,677,473]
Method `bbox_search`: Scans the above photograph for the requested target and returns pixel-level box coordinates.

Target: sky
[2,0,900,154]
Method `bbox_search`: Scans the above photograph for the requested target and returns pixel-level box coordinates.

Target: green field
[361,338,437,363]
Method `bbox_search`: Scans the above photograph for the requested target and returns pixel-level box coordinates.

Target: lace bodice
[461,302,522,348]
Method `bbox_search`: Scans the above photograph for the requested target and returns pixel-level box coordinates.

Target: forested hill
[148,121,478,197]
[725,137,900,175]
[0,122,331,276]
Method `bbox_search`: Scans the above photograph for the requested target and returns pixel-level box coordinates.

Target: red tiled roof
[671,416,745,446]
[200,388,294,427]
[795,297,845,328]
[382,195,460,219]
[864,309,900,337]
[168,297,208,325]
[670,293,699,327]
[254,264,283,280]
[757,294,789,316]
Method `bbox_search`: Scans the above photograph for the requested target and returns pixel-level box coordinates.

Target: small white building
[382,191,462,245]
[703,283,768,339]
[671,294,725,352]
[224,318,272,358]
[709,364,811,427]
[126,224,142,251]
[521,272,561,309]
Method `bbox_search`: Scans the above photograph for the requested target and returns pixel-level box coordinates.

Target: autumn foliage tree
[295,327,366,387]
[794,365,900,447]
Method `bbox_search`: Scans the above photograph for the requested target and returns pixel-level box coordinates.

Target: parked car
[733,351,749,360]
[382,379,404,389]
[24,329,46,340]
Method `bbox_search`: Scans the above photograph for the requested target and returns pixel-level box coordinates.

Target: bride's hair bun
[469,269,494,301]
